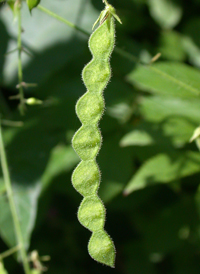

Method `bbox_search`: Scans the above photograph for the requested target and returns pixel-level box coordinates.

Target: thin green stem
[37,5,138,64]
[17,0,25,115]
[103,0,109,6]
[4,48,18,56]
[0,245,20,260]
[114,47,139,63]
[0,124,31,274]
[1,119,23,127]
[37,5,89,36]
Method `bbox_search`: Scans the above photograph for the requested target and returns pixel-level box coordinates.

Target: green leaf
[162,117,196,148]
[148,0,182,29]
[140,95,200,124]
[121,116,195,149]
[120,129,154,147]
[41,145,79,190]
[0,183,41,248]
[182,36,200,68]
[124,151,200,195]
[182,18,200,68]
[158,31,186,61]
[127,62,200,98]
[26,0,40,12]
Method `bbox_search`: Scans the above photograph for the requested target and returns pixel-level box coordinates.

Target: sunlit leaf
[127,62,200,98]
[120,129,154,147]
[124,151,200,195]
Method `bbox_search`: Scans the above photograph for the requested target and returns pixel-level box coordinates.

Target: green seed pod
[72,1,121,268]
[25,97,43,105]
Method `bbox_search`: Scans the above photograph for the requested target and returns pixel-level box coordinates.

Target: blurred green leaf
[140,95,200,123]
[127,62,200,98]
[147,0,182,29]
[120,117,195,149]
[0,183,41,248]
[162,117,196,147]
[158,31,186,61]
[182,18,200,68]
[124,151,200,195]
[41,144,79,191]
[120,129,154,147]
[182,36,200,68]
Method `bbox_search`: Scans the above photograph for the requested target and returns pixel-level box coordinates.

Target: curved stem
[0,123,31,274]
[37,5,89,36]
[103,0,109,6]
[37,5,139,63]
[0,245,20,260]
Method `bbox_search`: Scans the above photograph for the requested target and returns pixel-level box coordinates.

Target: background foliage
[1,0,200,273]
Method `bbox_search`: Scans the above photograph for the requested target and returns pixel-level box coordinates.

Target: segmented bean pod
[72,1,121,267]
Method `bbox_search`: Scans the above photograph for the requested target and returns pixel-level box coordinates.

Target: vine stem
[0,123,31,274]
[0,245,20,261]
[37,5,89,36]
[103,0,109,6]
[37,5,139,63]
[17,0,25,115]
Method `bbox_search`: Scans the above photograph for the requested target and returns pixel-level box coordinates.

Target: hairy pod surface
[72,16,116,267]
